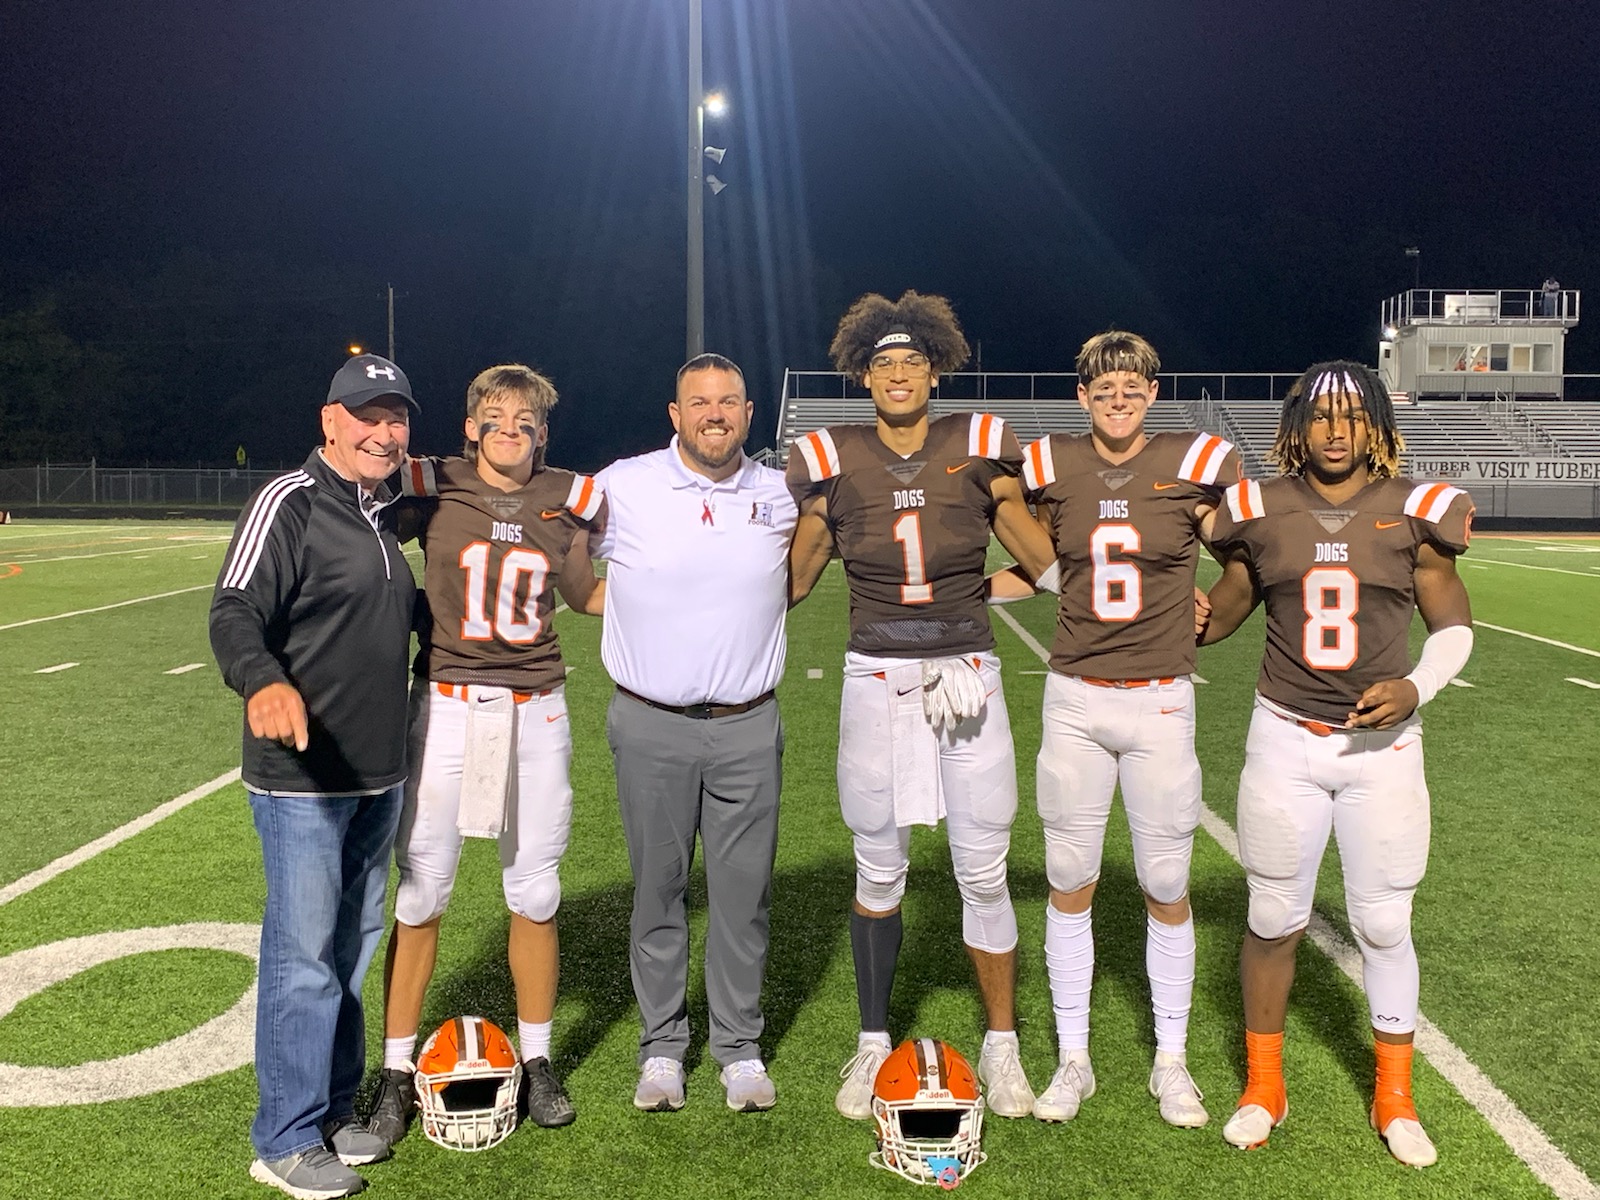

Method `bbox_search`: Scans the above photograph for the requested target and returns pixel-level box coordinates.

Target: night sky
[3,0,1597,469]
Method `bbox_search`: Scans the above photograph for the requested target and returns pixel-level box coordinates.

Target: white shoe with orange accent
[1372,1095,1437,1167]
[1222,1082,1287,1149]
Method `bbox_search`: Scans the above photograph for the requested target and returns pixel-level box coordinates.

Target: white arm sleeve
[1404,624,1474,707]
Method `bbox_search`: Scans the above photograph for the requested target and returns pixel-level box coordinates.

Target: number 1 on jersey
[892,512,933,604]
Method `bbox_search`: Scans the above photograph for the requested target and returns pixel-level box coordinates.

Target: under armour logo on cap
[327,353,419,412]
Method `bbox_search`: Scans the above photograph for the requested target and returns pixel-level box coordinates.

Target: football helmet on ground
[870,1039,986,1189]
[415,1016,522,1151]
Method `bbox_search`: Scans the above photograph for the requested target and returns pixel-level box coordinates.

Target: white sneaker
[1033,1051,1095,1122]
[976,1038,1035,1119]
[836,1041,891,1120]
[633,1056,685,1111]
[1148,1051,1208,1128]
[719,1058,776,1112]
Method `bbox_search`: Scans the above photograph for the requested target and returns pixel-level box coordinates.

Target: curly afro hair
[828,290,971,378]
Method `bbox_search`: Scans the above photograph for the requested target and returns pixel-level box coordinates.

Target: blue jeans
[248,786,403,1160]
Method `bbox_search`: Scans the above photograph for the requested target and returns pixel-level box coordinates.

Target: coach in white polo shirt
[594,352,797,1114]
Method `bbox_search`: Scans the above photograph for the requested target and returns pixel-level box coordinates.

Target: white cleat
[1222,1100,1286,1150]
[1032,1051,1095,1122]
[836,1042,891,1120]
[1374,1112,1438,1168]
[976,1038,1036,1119]
[1148,1051,1209,1128]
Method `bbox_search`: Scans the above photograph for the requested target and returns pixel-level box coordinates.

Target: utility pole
[387,284,396,362]
[687,0,705,360]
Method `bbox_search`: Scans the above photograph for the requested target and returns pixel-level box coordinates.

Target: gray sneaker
[249,1147,366,1199]
[321,1117,391,1166]
[719,1059,776,1112]
[633,1056,686,1111]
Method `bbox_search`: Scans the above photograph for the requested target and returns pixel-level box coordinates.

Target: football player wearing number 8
[787,291,1058,1121]
[1200,361,1473,1167]
[997,330,1240,1127]
[368,365,606,1149]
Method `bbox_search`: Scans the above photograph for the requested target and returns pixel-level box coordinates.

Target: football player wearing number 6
[1200,361,1473,1167]
[787,291,1058,1122]
[997,330,1240,1127]
[367,365,605,1149]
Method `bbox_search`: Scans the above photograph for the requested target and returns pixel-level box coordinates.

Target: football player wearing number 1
[787,291,1059,1122]
[367,365,605,1148]
[1005,330,1240,1127]
[1201,361,1473,1167]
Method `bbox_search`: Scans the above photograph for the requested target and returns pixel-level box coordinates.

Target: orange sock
[1239,1030,1288,1119]
[1372,1038,1419,1128]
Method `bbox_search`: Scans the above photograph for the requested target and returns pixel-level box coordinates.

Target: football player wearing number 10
[787,291,1059,1122]
[1201,361,1474,1167]
[996,330,1241,1127]
[367,365,606,1149]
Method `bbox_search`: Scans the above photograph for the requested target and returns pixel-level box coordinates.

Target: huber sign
[1407,458,1600,482]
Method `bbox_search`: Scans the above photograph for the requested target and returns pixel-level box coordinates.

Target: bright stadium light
[704,91,728,118]
[348,343,364,356]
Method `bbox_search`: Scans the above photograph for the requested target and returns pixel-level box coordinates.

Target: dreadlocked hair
[1076,330,1160,383]
[463,363,559,467]
[828,290,971,378]
[1271,359,1404,479]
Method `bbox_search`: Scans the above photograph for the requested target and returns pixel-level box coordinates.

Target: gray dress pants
[606,689,782,1067]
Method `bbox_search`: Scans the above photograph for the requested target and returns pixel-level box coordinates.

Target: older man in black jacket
[211,354,418,1200]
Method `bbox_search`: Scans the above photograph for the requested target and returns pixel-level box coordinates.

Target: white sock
[383,1035,417,1071]
[982,1029,1019,1055]
[1045,903,1094,1055]
[859,1030,893,1053]
[518,1019,553,1063]
[1146,913,1195,1055]
[1357,932,1419,1036]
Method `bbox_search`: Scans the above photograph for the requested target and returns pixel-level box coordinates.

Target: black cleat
[366,1067,416,1149]
[521,1057,576,1128]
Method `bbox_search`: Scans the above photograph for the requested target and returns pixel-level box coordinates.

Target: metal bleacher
[1514,401,1600,457]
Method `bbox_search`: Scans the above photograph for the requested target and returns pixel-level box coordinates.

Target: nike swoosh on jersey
[1153,481,1180,490]
[541,509,565,519]
[1159,706,1183,715]
[897,686,921,696]
[1392,738,1414,751]
[546,713,566,723]
[1375,520,1403,529]
[946,461,973,474]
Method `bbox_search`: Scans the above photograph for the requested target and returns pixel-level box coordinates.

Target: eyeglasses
[869,354,931,376]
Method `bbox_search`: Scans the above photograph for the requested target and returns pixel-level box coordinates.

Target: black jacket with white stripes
[209,450,416,794]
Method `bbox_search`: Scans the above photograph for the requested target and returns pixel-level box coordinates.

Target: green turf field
[1,519,1597,1199]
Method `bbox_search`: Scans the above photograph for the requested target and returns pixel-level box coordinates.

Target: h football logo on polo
[749,501,774,528]
[365,363,397,381]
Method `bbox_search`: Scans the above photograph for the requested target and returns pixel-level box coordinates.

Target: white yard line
[1565,678,1600,691]
[1475,621,1600,660]
[0,584,213,632]
[0,770,240,907]
[995,603,1598,1200]
[33,663,78,674]
[1448,678,1475,688]
[1467,556,1600,581]
[4,540,228,567]
[165,663,206,676]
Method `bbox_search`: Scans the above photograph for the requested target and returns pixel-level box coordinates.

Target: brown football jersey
[398,456,603,691]
[787,413,1022,656]
[1025,431,1240,679]
[1209,475,1473,724]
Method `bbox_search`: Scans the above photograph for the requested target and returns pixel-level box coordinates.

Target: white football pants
[394,682,574,928]
[1036,673,1201,904]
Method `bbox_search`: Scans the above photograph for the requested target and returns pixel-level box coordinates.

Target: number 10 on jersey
[459,542,551,643]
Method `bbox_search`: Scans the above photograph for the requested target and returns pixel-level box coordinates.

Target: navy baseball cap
[327,354,420,411]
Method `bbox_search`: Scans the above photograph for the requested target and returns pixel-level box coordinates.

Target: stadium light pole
[687,0,704,360]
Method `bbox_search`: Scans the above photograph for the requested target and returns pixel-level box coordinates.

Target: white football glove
[922,657,988,731]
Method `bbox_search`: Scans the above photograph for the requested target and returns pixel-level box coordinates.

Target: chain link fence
[0,463,286,510]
